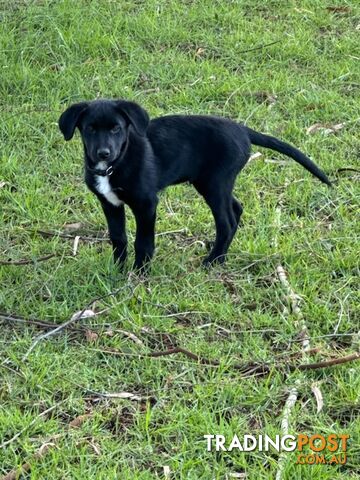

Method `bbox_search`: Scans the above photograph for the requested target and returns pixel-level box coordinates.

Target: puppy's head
[58,99,149,167]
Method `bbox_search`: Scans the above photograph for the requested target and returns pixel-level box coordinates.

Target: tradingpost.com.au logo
[204,434,350,465]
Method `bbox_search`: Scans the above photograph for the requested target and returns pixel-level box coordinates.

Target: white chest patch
[95,175,123,207]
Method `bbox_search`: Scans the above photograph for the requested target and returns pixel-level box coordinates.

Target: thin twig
[36,229,108,242]
[1,443,55,480]
[0,404,60,449]
[115,329,144,346]
[36,227,187,243]
[237,40,280,54]
[297,352,359,370]
[22,283,135,360]
[288,332,359,342]
[0,254,57,266]
[336,167,360,174]
[0,411,94,479]
[0,311,85,332]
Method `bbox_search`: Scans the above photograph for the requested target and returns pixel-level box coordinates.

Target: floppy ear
[58,102,89,141]
[115,100,149,136]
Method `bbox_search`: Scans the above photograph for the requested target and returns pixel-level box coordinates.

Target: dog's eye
[110,125,121,134]
[87,125,96,133]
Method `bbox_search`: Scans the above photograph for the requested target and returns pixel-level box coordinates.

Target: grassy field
[0,0,359,478]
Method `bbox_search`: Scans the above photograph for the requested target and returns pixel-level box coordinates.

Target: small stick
[22,283,134,360]
[72,235,80,256]
[336,167,360,174]
[36,229,108,242]
[0,404,59,449]
[36,228,188,242]
[296,352,359,370]
[237,40,280,54]
[0,411,94,479]
[0,254,57,266]
[0,311,86,332]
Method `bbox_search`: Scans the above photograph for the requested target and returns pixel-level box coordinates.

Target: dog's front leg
[132,199,158,272]
[101,201,127,266]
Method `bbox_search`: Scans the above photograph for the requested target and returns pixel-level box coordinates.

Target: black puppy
[59,99,331,270]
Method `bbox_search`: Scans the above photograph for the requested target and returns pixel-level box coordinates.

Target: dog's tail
[245,127,331,186]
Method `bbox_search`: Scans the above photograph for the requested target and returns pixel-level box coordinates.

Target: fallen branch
[98,346,359,375]
[274,205,313,480]
[275,208,314,480]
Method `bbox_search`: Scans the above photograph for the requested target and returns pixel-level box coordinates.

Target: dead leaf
[294,8,314,14]
[104,329,114,337]
[36,442,56,457]
[264,158,289,165]
[141,326,155,334]
[87,438,101,455]
[70,309,96,321]
[0,181,16,192]
[1,439,59,479]
[254,91,278,106]
[195,47,205,57]
[311,383,324,413]
[163,465,171,479]
[100,392,144,401]
[306,122,345,135]
[63,222,83,231]
[85,330,99,343]
[69,413,93,428]
[326,6,351,14]
[249,152,263,161]
[2,463,31,480]
[115,329,144,345]
[228,473,247,479]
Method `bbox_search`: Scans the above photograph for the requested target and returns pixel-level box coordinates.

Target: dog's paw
[204,240,214,252]
[202,254,226,268]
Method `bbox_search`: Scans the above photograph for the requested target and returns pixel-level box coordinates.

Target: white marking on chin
[96,161,107,170]
[95,175,123,207]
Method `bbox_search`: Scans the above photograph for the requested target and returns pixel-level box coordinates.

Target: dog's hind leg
[194,182,236,265]
[232,197,243,230]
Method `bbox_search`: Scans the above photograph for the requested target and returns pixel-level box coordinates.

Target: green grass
[0,0,359,478]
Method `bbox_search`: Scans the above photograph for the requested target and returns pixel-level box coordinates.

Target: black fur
[59,99,331,271]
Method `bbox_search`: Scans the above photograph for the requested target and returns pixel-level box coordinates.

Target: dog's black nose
[97,148,110,159]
